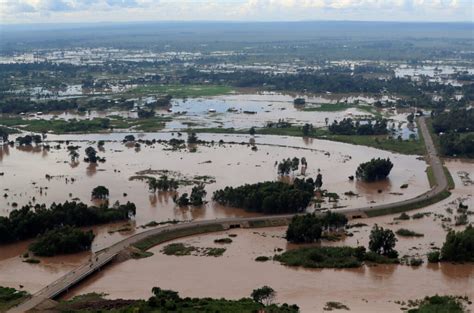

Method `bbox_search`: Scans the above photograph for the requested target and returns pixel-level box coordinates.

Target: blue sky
[1,0,473,24]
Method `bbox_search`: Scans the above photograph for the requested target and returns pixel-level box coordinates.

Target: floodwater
[63,160,474,313]
[0,132,431,297]
[17,92,413,132]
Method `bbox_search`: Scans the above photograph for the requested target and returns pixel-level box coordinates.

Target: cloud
[1,0,472,23]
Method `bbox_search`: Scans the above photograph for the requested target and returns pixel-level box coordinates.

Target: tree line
[0,201,136,244]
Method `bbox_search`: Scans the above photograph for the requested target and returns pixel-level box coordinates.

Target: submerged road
[8,117,449,313]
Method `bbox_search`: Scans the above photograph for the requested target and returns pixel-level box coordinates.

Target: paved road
[8,117,449,313]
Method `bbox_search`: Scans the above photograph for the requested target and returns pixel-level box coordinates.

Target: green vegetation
[395,228,424,237]
[274,246,365,268]
[444,166,455,190]
[286,212,348,243]
[303,102,358,112]
[213,179,314,214]
[369,224,398,258]
[0,116,171,134]
[356,158,393,182]
[323,301,350,311]
[161,243,226,257]
[162,243,196,256]
[173,184,207,206]
[195,126,425,155]
[0,201,136,244]
[214,238,233,244]
[407,295,468,313]
[426,166,436,188]
[431,109,474,158]
[91,186,109,200]
[128,84,233,98]
[29,226,95,256]
[56,286,299,313]
[427,251,440,263]
[441,225,474,262]
[0,286,29,312]
[255,256,271,262]
[328,118,388,136]
[251,286,275,305]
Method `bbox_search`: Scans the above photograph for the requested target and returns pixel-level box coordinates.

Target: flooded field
[62,160,474,313]
[0,132,431,296]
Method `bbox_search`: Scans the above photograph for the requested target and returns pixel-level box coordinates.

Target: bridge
[8,117,449,313]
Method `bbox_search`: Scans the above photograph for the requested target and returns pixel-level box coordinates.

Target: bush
[407,295,467,313]
[255,256,270,262]
[409,258,423,266]
[427,251,440,263]
[274,246,365,268]
[214,238,233,244]
[396,228,424,237]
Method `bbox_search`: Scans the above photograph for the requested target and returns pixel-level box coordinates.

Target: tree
[368,224,398,258]
[407,112,415,124]
[249,127,256,136]
[123,135,135,142]
[302,123,313,136]
[0,127,8,143]
[356,158,393,182]
[441,225,474,262]
[277,158,292,176]
[68,148,79,162]
[291,157,300,173]
[315,172,323,189]
[187,132,198,144]
[84,146,98,163]
[251,286,275,305]
[286,214,323,243]
[190,184,206,206]
[91,186,109,200]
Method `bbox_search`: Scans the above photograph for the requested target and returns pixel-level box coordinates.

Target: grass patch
[364,190,451,217]
[127,84,233,98]
[396,228,424,237]
[0,116,171,134]
[162,243,196,256]
[323,301,350,311]
[274,246,364,269]
[444,166,455,190]
[426,166,436,188]
[131,250,154,259]
[214,238,233,244]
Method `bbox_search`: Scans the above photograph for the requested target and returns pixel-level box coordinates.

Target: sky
[0,0,473,24]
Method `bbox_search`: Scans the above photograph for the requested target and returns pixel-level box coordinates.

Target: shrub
[441,225,474,262]
[396,228,424,237]
[427,251,440,263]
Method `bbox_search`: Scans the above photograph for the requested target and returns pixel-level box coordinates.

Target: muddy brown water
[2,134,466,311]
[61,160,473,313]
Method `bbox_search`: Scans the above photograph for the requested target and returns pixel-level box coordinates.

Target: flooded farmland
[62,160,474,313]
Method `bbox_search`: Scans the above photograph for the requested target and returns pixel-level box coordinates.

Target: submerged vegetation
[0,201,136,244]
[213,179,314,214]
[29,226,95,256]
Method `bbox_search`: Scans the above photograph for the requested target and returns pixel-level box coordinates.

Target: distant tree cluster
[356,158,393,182]
[213,179,314,214]
[328,118,388,135]
[286,212,348,243]
[29,226,95,256]
[16,134,42,146]
[0,98,78,114]
[0,201,136,244]
[439,132,474,158]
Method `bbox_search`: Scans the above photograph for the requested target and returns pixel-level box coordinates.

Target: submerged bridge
[8,117,449,313]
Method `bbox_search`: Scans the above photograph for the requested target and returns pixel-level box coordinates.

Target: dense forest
[432,109,474,157]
